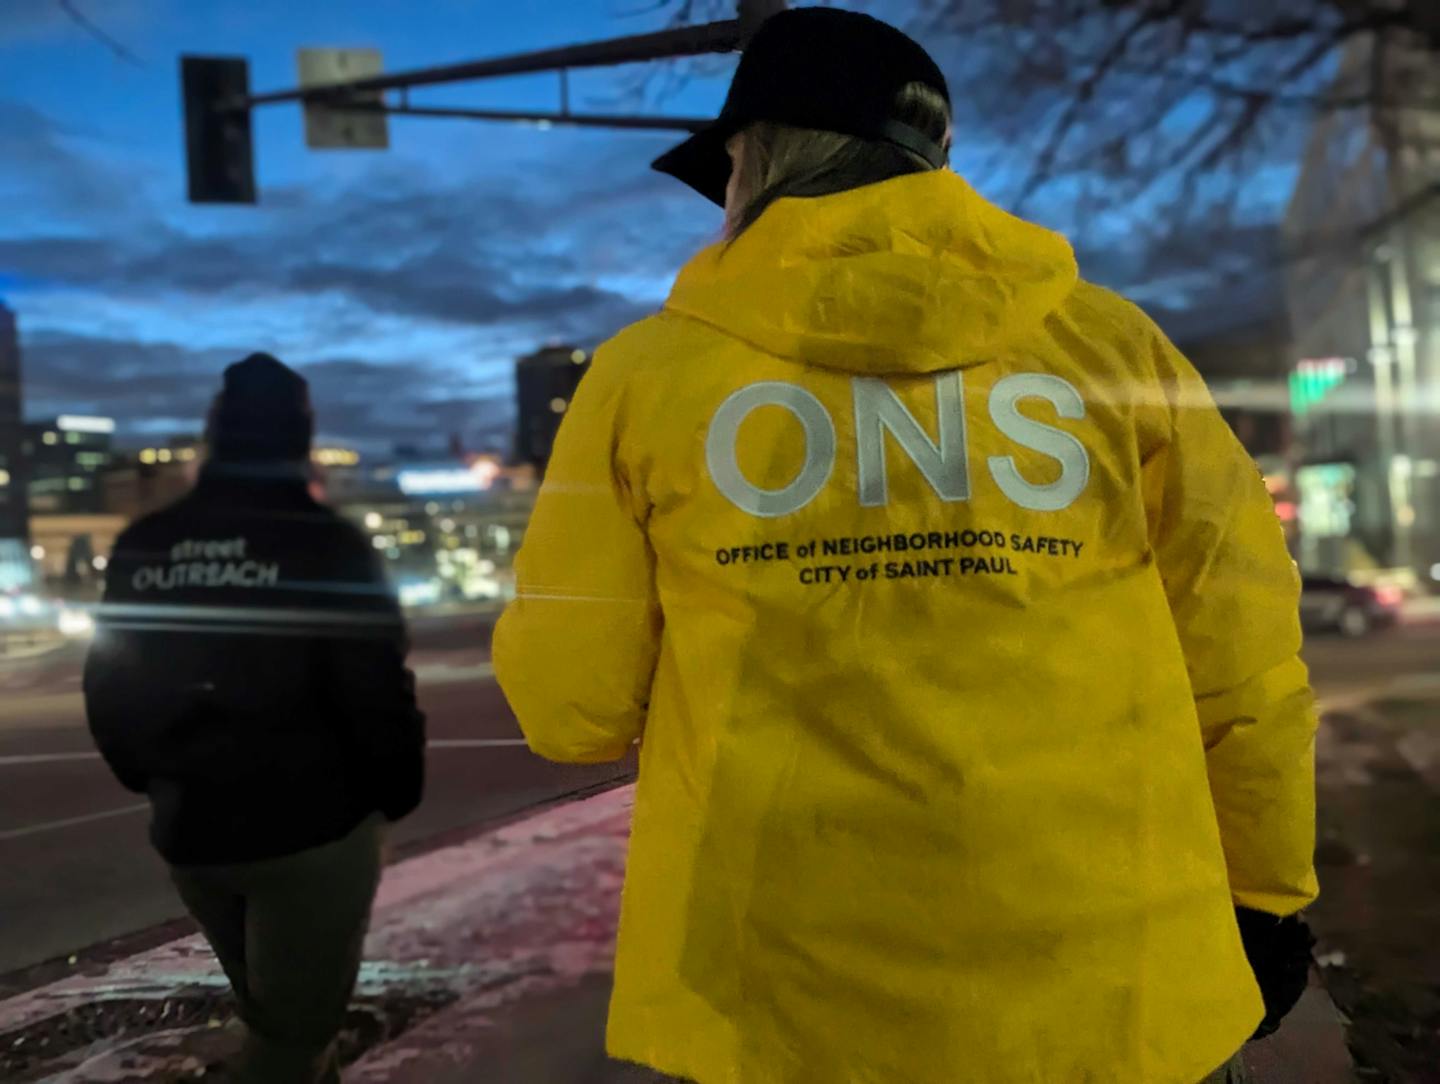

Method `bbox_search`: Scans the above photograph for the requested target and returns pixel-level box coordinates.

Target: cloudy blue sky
[1,0,1295,454]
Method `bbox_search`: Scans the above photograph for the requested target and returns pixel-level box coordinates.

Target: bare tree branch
[55,0,144,67]
[1013,0,1203,208]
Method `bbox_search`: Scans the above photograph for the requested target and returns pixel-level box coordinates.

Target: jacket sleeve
[323,534,427,822]
[493,347,661,763]
[1144,331,1319,918]
[83,535,150,795]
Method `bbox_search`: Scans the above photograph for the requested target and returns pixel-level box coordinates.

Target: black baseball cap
[652,7,951,207]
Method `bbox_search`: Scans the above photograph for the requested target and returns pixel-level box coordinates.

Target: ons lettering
[705,373,1091,518]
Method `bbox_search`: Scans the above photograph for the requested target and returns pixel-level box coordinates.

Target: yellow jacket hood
[667,170,1079,375]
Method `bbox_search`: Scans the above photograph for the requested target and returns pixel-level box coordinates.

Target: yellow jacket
[493,170,1317,1084]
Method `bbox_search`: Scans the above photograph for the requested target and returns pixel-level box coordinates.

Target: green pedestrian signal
[1289,359,1346,417]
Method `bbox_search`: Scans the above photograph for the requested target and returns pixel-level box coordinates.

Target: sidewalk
[0,782,1356,1082]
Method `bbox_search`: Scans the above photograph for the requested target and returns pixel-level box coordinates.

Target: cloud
[18,330,513,452]
[0,102,154,227]
[1,113,697,341]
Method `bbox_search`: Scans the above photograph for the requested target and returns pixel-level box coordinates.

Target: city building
[100,437,203,521]
[307,444,368,504]
[1178,311,1301,552]
[0,301,29,591]
[22,415,116,514]
[340,485,535,607]
[1179,311,1295,471]
[514,344,590,473]
[1284,35,1440,580]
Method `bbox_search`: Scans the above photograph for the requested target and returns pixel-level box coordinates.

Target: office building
[0,302,29,591]
[101,437,203,521]
[514,345,590,473]
[23,415,116,514]
[1284,34,1440,578]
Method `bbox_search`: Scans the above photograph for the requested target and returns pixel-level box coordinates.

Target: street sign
[297,48,389,149]
[181,56,256,203]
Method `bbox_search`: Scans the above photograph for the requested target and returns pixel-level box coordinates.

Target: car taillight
[1375,586,1404,608]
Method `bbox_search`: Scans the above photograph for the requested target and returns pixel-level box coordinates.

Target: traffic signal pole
[233,19,754,111]
[183,0,785,203]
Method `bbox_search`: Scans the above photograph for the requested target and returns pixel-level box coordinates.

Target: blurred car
[0,590,52,628]
[1300,576,1403,637]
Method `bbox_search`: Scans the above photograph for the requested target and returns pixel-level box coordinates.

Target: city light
[571,349,587,365]
[549,397,568,414]
[399,469,484,496]
[56,415,116,434]
[313,447,360,466]
[92,555,108,572]
[158,448,173,463]
[140,449,157,464]
[42,432,57,445]
[0,469,8,486]
[29,545,44,561]
[470,458,501,488]
[1289,358,1347,417]
[58,608,95,638]
[364,512,383,529]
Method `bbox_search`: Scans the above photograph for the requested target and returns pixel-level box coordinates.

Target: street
[0,616,634,980]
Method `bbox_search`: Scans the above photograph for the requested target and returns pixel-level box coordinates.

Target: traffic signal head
[181,56,256,204]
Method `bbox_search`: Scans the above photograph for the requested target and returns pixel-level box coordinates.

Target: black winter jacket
[84,466,425,865]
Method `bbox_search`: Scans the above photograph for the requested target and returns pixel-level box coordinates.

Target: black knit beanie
[208,353,314,463]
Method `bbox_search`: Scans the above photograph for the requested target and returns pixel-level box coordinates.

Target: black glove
[1234,906,1317,1040]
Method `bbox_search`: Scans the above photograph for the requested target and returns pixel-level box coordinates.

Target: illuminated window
[139,449,157,465]
[158,449,173,463]
[0,469,8,486]
[42,432,58,445]
[364,512,383,530]
[312,447,360,467]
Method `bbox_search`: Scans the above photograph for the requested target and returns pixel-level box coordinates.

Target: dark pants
[169,814,384,1084]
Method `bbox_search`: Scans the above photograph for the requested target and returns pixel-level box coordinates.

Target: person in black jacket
[84,353,425,1084]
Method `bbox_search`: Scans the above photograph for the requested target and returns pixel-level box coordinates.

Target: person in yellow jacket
[494,8,1318,1083]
